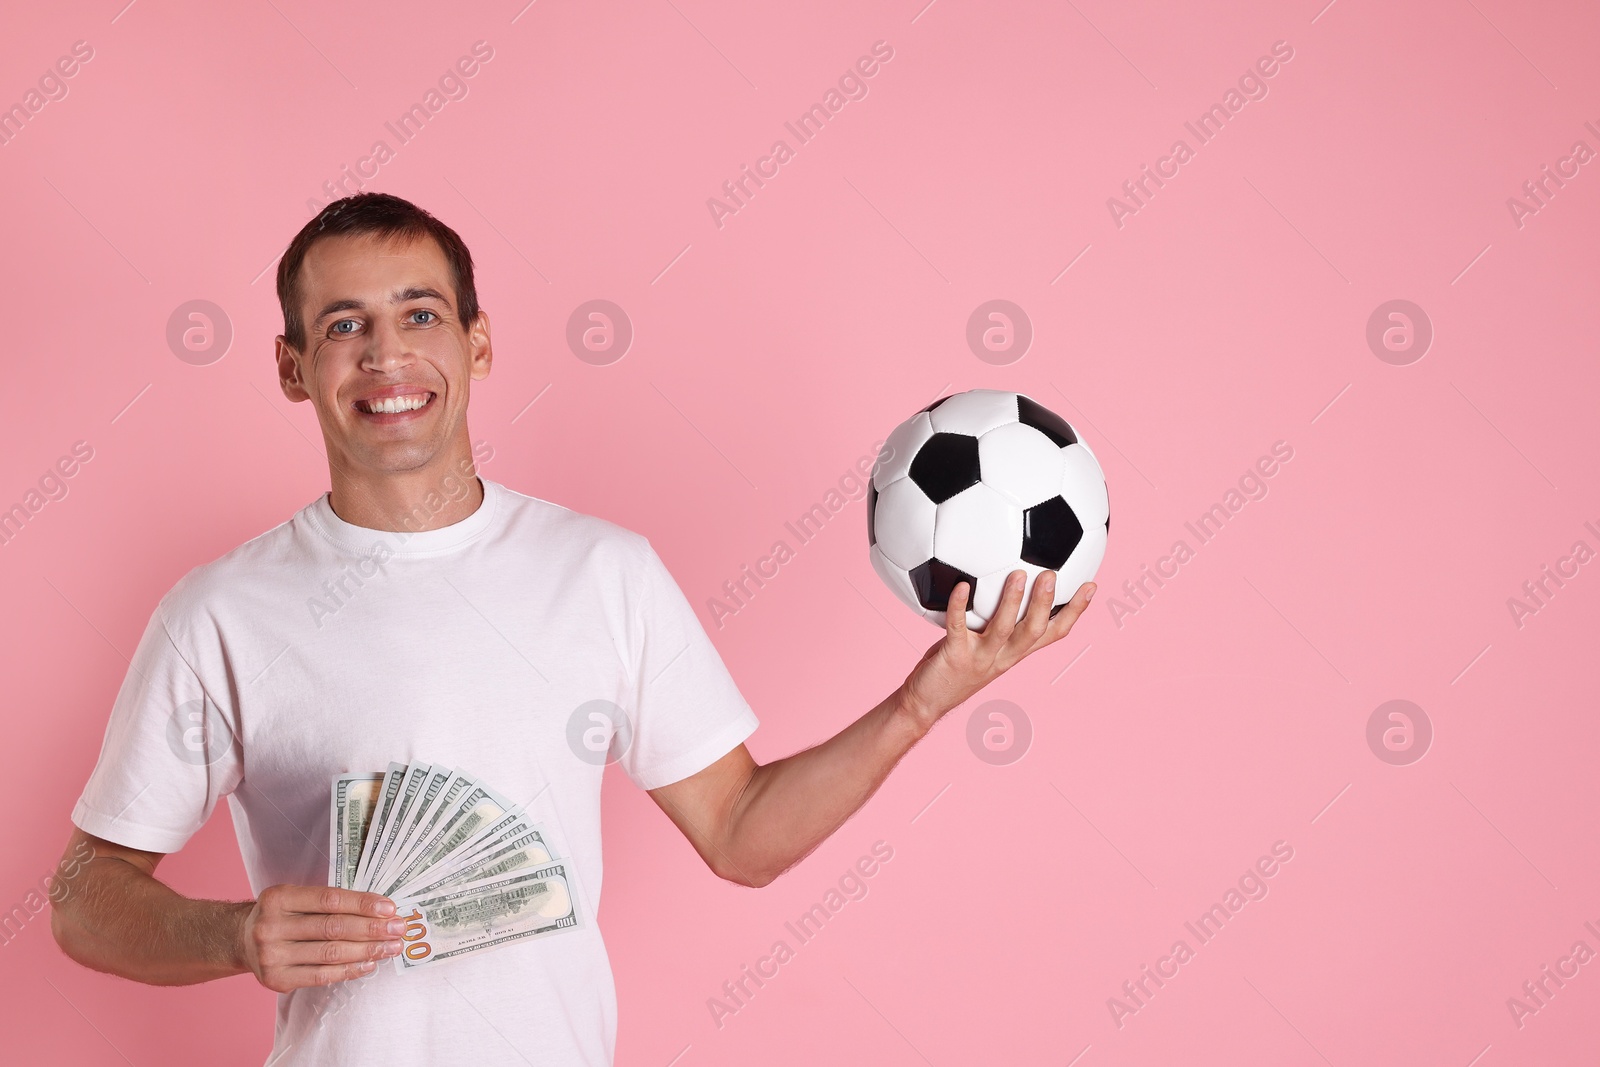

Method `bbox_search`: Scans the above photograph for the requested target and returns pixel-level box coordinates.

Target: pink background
[3,0,1598,1063]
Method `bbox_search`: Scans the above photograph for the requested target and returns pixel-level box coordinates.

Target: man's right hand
[238,885,406,992]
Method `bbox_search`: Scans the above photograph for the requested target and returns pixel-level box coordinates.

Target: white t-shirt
[72,477,759,1066]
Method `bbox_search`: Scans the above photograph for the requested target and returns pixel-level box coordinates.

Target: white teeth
[362,394,430,414]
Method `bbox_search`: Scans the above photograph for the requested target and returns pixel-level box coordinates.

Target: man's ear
[468,310,493,382]
[275,336,310,402]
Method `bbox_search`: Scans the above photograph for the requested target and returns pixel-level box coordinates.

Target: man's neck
[327,454,485,533]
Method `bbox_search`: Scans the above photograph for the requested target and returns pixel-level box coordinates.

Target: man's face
[275,232,491,477]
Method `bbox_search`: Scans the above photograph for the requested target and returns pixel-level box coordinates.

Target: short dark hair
[275,193,480,351]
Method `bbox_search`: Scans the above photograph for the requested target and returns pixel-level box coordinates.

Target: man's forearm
[677,575,1095,887]
[720,683,933,886]
[53,853,248,986]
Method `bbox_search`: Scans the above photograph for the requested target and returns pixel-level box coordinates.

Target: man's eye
[331,319,360,335]
[410,310,437,324]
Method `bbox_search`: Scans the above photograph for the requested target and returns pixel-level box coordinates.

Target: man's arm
[650,571,1094,887]
[51,827,407,990]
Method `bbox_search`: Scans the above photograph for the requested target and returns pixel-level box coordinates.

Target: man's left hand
[898,570,1095,730]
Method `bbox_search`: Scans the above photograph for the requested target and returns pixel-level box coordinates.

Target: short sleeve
[617,541,759,790]
[71,604,243,854]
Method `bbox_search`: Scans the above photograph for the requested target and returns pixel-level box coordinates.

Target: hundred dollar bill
[393,864,578,971]
[382,781,514,894]
[328,773,384,890]
[365,762,437,892]
[432,807,531,869]
[382,809,539,897]
[352,763,407,892]
[385,766,460,877]
[399,826,554,899]
[379,769,475,892]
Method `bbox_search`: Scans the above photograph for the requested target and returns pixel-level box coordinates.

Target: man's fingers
[277,912,407,943]
[986,571,1026,644]
[270,885,396,918]
[287,960,383,989]
[1035,581,1094,649]
[246,884,406,995]
[945,582,971,638]
[277,937,404,968]
[1005,571,1057,653]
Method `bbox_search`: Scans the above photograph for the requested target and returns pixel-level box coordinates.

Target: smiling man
[52,192,1094,1066]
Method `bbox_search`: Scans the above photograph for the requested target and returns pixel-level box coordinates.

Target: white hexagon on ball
[978,422,1064,508]
[873,477,937,571]
[932,483,1023,579]
[927,389,1019,437]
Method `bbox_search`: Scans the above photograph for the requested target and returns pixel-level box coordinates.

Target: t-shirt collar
[305,476,501,557]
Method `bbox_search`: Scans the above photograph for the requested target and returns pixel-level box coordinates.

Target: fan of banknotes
[329,762,579,971]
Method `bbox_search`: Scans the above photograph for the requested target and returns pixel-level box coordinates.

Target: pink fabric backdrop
[3,0,1597,1063]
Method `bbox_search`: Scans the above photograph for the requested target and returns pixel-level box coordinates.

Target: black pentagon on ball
[1017,395,1077,447]
[1021,495,1084,570]
[867,483,879,546]
[908,432,981,504]
[909,558,977,613]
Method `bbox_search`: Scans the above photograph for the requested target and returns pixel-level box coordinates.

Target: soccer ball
[868,389,1109,630]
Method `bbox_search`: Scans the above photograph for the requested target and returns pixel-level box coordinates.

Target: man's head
[274,193,491,481]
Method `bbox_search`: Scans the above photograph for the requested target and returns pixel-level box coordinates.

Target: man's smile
[352,387,437,418]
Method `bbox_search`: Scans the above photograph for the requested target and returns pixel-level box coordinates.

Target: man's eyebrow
[312,286,455,324]
[313,298,364,324]
[394,285,453,309]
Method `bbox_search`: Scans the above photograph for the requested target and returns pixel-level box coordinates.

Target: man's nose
[359,317,415,372]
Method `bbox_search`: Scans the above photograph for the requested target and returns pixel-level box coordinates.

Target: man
[51,192,1094,1065]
